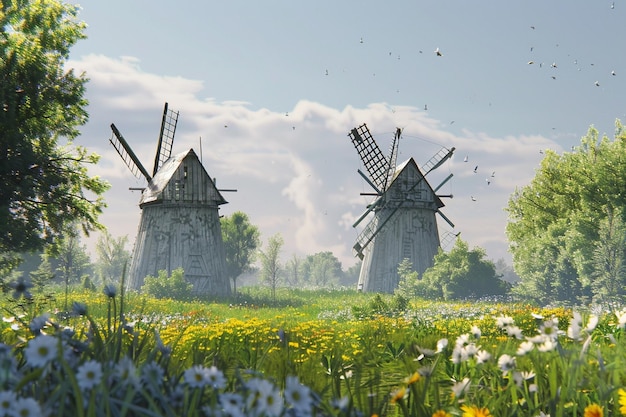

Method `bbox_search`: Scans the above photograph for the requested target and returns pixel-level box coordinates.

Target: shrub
[141,268,192,300]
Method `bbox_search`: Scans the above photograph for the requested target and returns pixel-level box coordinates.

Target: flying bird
[471,196,477,201]
[551,62,557,68]
[528,61,534,65]
[360,37,364,44]
[491,171,495,177]
[473,166,478,173]
[463,155,468,162]
[486,178,491,185]
[595,81,600,86]
[612,70,616,76]
[435,47,442,56]
[325,69,328,76]
[424,104,428,111]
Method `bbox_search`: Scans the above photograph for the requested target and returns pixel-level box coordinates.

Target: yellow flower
[584,404,603,417]
[432,410,452,417]
[407,371,421,385]
[461,404,492,417]
[619,388,626,416]
[390,387,406,404]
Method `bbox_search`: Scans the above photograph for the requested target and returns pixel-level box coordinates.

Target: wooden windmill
[348,124,455,293]
[109,103,231,297]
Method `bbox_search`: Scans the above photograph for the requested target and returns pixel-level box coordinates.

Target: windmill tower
[109,103,231,297]
[348,124,455,293]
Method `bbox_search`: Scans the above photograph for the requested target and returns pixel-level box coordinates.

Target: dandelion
[407,371,420,385]
[206,365,226,390]
[24,335,57,368]
[284,376,312,413]
[584,403,603,417]
[390,387,406,404]
[0,390,17,415]
[461,404,492,417]
[10,397,41,417]
[8,276,33,299]
[76,360,103,391]
[433,410,452,417]
[617,388,626,416]
[497,354,516,373]
[184,365,210,389]
[451,377,471,398]
[219,393,245,417]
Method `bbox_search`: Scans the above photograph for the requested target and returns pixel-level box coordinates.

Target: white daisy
[184,365,210,389]
[219,392,244,417]
[284,376,312,413]
[585,314,599,333]
[24,335,57,368]
[516,340,535,356]
[451,377,470,398]
[470,325,481,339]
[436,338,448,353]
[475,349,491,364]
[495,315,514,329]
[497,354,516,373]
[10,396,41,417]
[245,378,282,417]
[0,390,17,415]
[113,356,140,389]
[206,365,226,390]
[76,360,103,391]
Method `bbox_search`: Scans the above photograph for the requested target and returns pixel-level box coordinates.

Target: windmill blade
[384,127,401,189]
[440,230,460,249]
[436,210,455,228]
[352,197,383,228]
[109,124,152,181]
[152,102,180,176]
[421,146,455,176]
[348,124,390,192]
[434,173,453,192]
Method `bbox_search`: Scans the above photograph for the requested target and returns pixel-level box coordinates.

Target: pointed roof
[140,148,227,206]
[389,157,444,209]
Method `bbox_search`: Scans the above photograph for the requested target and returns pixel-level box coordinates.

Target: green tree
[220,212,260,295]
[590,207,626,305]
[0,0,109,266]
[29,256,55,291]
[506,122,626,305]
[421,239,508,301]
[284,254,302,287]
[301,252,343,288]
[342,261,361,287]
[258,233,283,301]
[94,230,130,286]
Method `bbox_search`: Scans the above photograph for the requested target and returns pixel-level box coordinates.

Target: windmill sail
[384,127,401,189]
[109,124,152,181]
[421,146,455,176]
[348,124,390,192]
[152,102,180,176]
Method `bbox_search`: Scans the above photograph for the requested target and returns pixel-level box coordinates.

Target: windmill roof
[140,148,227,206]
[391,157,444,209]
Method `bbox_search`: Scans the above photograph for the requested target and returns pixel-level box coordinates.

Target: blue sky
[68,0,625,268]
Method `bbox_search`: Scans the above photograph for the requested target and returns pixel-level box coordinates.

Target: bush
[141,268,192,300]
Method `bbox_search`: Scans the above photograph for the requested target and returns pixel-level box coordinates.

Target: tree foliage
[300,251,343,288]
[0,0,109,259]
[220,211,260,294]
[94,230,130,286]
[258,233,283,301]
[506,122,626,305]
[409,239,508,301]
[141,268,192,300]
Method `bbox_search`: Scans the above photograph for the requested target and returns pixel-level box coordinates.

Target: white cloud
[69,54,559,268]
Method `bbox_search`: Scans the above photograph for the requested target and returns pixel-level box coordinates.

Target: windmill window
[184,166,188,180]
[174,180,181,200]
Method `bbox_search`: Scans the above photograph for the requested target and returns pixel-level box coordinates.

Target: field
[1,285,626,416]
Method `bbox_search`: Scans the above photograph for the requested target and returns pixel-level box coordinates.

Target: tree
[284,254,303,287]
[220,212,260,294]
[94,230,130,286]
[420,239,508,301]
[590,207,626,305]
[0,1,109,263]
[300,252,343,288]
[258,234,283,301]
[506,122,626,305]
[342,261,361,287]
[141,268,192,300]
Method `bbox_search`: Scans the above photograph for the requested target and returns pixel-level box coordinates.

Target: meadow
[1,283,626,417]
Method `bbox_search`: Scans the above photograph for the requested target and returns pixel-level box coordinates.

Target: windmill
[348,124,456,293]
[109,103,231,297]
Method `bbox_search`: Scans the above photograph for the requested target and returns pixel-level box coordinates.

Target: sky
[66,0,626,269]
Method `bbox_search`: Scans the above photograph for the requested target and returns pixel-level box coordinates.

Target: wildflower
[141,361,165,395]
[616,310,626,329]
[206,365,227,390]
[407,371,421,385]
[451,377,470,398]
[506,325,524,339]
[516,341,534,356]
[584,403,603,417]
[617,388,626,416]
[390,387,406,404]
[462,343,478,361]
[455,334,470,348]
[284,376,312,413]
[8,276,33,299]
[535,412,550,417]
[154,329,171,357]
[246,377,283,417]
[497,354,516,373]
[512,370,535,387]
[219,393,245,417]
[495,315,514,329]
[461,404,492,417]
[103,283,117,298]
[0,390,17,415]
[451,346,463,364]
[568,311,582,341]
[470,325,481,339]
[10,397,41,417]
[539,318,561,340]
[76,360,103,391]
[29,313,51,336]
[433,410,452,417]
[72,302,88,316]
[113,357,140,389]
[475,349,491,364]
[184,365,210,389]
[436,338,448,353]
[24,335,57,368]
[536,337,557,353]
[585,315,599,333]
